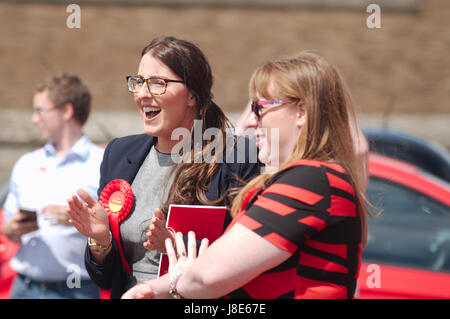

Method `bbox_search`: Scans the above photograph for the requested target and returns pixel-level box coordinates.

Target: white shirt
[3,135,104,281]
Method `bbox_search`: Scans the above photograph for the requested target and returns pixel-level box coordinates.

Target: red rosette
[99,179,133,223]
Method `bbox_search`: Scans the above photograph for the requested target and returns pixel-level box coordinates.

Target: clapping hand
[66,188,110,245]
[143,208,175,254]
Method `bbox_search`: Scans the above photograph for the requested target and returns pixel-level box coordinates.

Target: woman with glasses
[66,37,261,299]
[236,88,369,188]
[122,51,369,299]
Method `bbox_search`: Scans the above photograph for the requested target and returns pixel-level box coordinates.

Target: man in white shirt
[2,73,104,298]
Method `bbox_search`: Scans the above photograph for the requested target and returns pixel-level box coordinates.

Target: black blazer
[85,134,261,298]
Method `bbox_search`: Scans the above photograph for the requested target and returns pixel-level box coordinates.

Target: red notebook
[158,204,227,277]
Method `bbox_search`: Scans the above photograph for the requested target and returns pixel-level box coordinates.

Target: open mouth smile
[143,106,161,120]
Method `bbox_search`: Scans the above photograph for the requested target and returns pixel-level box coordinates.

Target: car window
[364,177,450,273]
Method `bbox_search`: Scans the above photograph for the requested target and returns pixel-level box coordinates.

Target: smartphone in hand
[19,208,37,223]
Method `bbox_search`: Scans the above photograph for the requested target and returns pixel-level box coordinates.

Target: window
[364,177,450,273]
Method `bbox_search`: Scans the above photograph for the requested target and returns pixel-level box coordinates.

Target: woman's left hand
[121,231,209,299]
[166,231,209,274]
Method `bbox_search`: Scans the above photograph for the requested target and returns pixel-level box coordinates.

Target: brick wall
[0,0,448,114]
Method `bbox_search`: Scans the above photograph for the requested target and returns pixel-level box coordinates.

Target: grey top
[120,146,174,290]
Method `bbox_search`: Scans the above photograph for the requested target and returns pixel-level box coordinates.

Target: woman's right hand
[67,188,110,245]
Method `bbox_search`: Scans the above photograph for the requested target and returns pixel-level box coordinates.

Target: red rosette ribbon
[99,179,134,274]
[99,179,133,222]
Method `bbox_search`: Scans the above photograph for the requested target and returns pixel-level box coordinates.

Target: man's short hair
[36,73,91,126]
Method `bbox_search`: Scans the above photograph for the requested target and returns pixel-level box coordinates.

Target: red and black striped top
[226,160,362,299]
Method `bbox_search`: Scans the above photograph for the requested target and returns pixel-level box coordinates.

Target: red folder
[158,204,227,277]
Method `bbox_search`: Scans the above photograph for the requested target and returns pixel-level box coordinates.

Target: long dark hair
[142,36,235,215]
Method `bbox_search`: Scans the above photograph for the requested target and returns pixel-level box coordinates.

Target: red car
[0,210,18,298]
[357,153,450,298]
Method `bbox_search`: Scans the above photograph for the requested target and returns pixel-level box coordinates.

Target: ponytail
[160,99,235,216]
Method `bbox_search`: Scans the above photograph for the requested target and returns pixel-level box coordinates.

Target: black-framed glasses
[251,99,290,120]
[126,75,184,95]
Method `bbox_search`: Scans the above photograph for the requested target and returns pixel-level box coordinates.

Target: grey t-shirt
[120,146,174,290]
